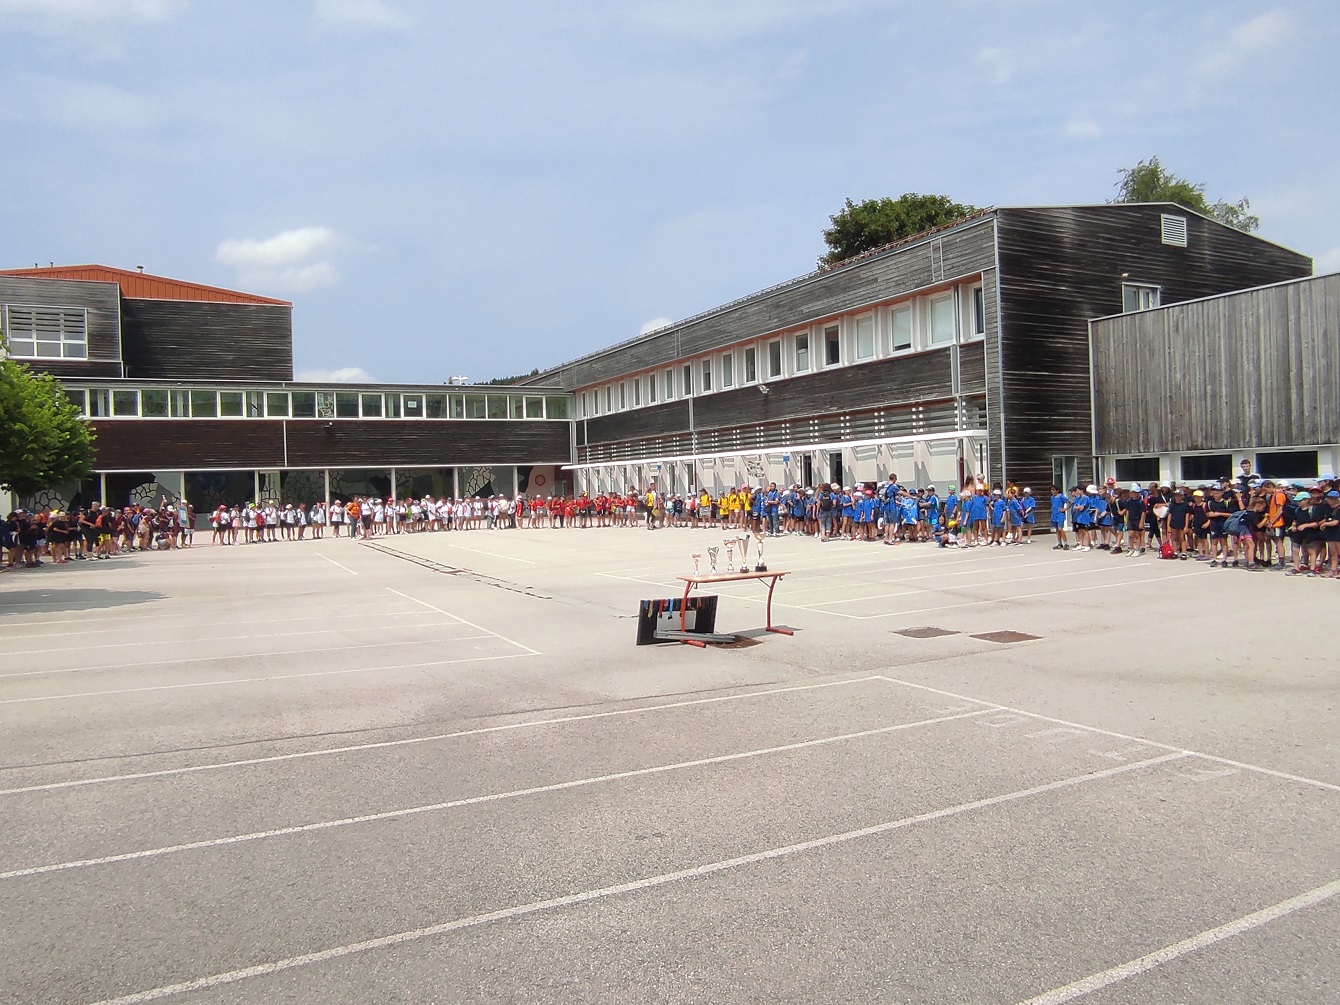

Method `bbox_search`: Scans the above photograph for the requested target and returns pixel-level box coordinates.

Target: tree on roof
[820,193,977,267]
[1112,156,1259,232]
[0,357,95,499]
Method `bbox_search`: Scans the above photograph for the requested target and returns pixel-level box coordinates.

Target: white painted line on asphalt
[1017,876,1340,1004]
[1,634,484,680]
[0,609,434,638]
[1,708,1000,880]
[315,553,358,575]
[0,676,886,796]
[873,676,1340,795]
[387,588,541,655]
[3,621,464,659]
[0,647,525,706]
[376,540,536,564]
[79,752,1188,1005]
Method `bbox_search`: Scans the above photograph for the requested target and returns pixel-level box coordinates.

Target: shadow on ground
[0,587,164,614]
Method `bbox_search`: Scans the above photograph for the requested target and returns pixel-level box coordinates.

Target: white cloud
[295,366,376,383]
[1198,10,1290,76]
[639,317,673,335]
[0,0,171,24]
[215,226,341,293]
[1313,247,1340,276]
[314,0,412,30]
[1064,119,1102,140]
[975,46,1014,85]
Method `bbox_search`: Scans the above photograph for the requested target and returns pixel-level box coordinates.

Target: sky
[2,1,1337,385]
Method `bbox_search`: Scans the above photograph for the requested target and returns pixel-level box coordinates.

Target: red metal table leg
[765,575,793,635]
[679,579,706,646]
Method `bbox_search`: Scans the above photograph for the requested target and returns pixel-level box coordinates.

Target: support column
[324,469,331,511]
[390,467,398,501]
[253,470,260,504]
[99,472,107,505]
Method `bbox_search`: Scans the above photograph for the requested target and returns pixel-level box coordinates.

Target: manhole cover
[970,630,1042,644]
[894,627,961,639]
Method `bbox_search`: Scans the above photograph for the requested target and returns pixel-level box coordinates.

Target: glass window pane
[317,391,336,418]
[856,317,875,359]
[292,391,316,417]
[360,393,381,417]
[972,287,986,335]
[721,354,733,387]
[403,394,423,417]
[664,368,674,398]
[825,325,840,366]
[525,396,543,418]
[795,334,809,373]
[465,394,487,419]
[647,377,657,403]
[487,394,508,418]
[930,297,954,344]
[767,340,782,377]
[64,388,87,415]
[265,392,290,417]
[892,307,912,351]
[191,390,218,417]
[683,363,693,395]
[510,395,525,418]
[89,389,110,417]
[218,391,243,417]
[701,360,712,391]
[618,383,626,409]
[744,348,757,383]
[64,342,87,359]
[385,393,401,418]
[112,389,139,416]
[451,394,466,418]
[425,393,447,418]
[173,390,191,417]
[9,340,36,358]
[36,341,62,358]
[544,395,570,419]
[335,392,359,417]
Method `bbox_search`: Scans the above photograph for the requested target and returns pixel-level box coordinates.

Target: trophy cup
[753,529,767,572]
[692,553,701,577]
[724,539,736,573]
[707,547,719,575]
[737,535,751,570]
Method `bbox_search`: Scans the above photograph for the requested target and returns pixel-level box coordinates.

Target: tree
[1112,156,1259,232]
[821,193,977,267]
[0,357,96,499]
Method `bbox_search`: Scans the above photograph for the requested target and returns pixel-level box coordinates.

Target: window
[64,388,87,414]
[1180,454,1233,482]
[744,346,757,383]
[487,394,509,418]
[855,317,875,360]
[721,353,734,388]
[246,391,264,418]
[509,395,524,419]
[219,391,243,417]
[317,391,336,418]
[525,396,544,418]
[647,375,657,403]
[1255,450,1318,480]
[681,363,692,396]
[1114,457,1160,483]
[891,307,912,352]
[766,340,782,378]
[464,394,487,418]
[190,390,217,417]
[795,333,810,373]
[1161,214,1188,247]
[88,389,110,417]
[111,389,138,416]
[292,391,317,418]
[632,378,641,407]
[701,359,712,392]
[604,386,612,412]
[930,296,954,345]
[664,368,675,399]
[971,287,986,337]
[141,388,168,415]
[545,395,571,419]
[384,394,401,418]
[335,392,359,418]
[1122,283,1161,313]
[825,325,840,366]
[619,383,627,409]
[403,394,423,417]
[425,393,447,418]
[3,305,87,359]
[264,392,289,417]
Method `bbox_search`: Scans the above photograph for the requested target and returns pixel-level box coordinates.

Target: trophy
[724,538,736,573]
[753,528,767,572]
[707,547,719,575]
[692,553,701,577]
[737,535,751,569]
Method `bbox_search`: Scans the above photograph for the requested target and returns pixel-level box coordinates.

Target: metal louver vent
[1160,214,1188,247]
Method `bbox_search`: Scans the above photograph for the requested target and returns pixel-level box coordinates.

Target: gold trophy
[707,547,719,575]
[692,553,701,577]
[724,538,736,573]
[753,528,767,572]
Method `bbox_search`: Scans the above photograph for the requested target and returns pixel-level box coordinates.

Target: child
[1049,486,1069,549]
[989,489,1007,546]
[1020,487,1035,543]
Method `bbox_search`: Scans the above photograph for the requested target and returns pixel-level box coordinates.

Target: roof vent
[1161,214,1188,247]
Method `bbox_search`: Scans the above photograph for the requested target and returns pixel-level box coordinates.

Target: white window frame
[743,346,758,384]
[664,368,675,400]
[700,358,713,392]
[682,362,693,396]
[1122,282,1161,312]
[647,374,657,404]
[969,286,986,339]
[929,294,955,346]
[3,304,89,360]
[854,314,876,361]
[823,324,841,368]
[619,382,627,410]
[890,305,913,354]
[766,339,783,379]
[794,331,810,373]
[632,377,641,407]
[720,352,734,388]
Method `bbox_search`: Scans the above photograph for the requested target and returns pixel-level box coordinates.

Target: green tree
[1112,156,1259,232]
[821,193,977,267]
[0,357,96,499]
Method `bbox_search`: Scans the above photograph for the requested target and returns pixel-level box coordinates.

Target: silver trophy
[724,539,736,573]
[707,547,719,575]
[753,529,767,572]
[692,553,701,577]
[737,535,751,569]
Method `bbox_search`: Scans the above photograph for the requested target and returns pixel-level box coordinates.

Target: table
[672,570,792,647]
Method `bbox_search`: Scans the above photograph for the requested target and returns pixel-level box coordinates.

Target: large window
[766,340,782,378]
[360,392,382,417]
[141,389,169,417]
[3,305,87,359]
[664,368,675,400]
[891,306,912,352]
[825,325,840,366]
[1122,283,1161,313]
[701,359,712,392]
[648,375,657,403]
[855,316,875,360]
[721,353,734,388]
[744,346,757,383]
[545,396,571,419]
[219,391,244,417]
[619,382,627,409]
[292,391,317,418]
[971,287,986,337]
[632,378,641,407]
[1255,450,1318,479]
[930,296,954,345]
[265,392,289,417]
[683,363,694,395]
[1114,457,1160,483]
[191,390,218,417]
[1180,454,1233,482]
[112,389,138,416]
[795,333,810,373]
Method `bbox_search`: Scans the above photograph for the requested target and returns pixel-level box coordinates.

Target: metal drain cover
[970,630,1042,644]
[894,627,961,639]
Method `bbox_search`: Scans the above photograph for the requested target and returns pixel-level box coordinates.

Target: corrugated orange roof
[0,265,291,306]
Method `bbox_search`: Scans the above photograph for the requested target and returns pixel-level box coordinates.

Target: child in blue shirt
[989,490,1007,545]
[1049,486,1069,550]
[1007,494,1024,544]
[1020,488,1037,544]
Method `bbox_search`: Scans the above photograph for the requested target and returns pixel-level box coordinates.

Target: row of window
[3,305,89,360]
[1113,450,1321,484]
[67,387,572,421]
[579,286,987,418]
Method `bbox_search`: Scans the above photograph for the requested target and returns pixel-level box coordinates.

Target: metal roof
[0,264,291,306]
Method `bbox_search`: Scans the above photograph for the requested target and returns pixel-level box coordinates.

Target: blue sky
[2,0,1336,384]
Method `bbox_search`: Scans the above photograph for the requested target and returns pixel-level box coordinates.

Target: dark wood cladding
[959,334,986,395]
[1092,274,1340,455]
[286,420,570,467]
[583,349,953,445]
[535,219,997,390]
[995,205,1312,490]
[120,299,293,382]
[89,420,571,470]
[0,276,123,372]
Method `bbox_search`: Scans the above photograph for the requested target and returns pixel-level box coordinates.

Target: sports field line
[873,676,1340,795]
[387,588,540,655]
[1017,876,1340,1004]
[373,539,536,564]
[78,752,1187,1005]
[0,676,884,797]
[0,708,999,880]
[0,609,436,640]
[315,552,358,575]
[0,648,526,706]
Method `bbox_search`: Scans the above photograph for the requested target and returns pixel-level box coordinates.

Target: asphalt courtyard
[1,526,1337,1004]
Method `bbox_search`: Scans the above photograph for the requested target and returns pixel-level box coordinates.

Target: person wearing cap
[1205,484,1235,567]
[988,488,1007,546]
[1049,485,1070,550]
[1019,486,1036,543]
